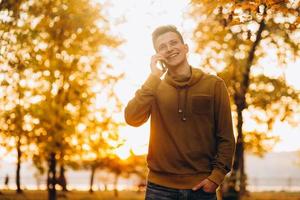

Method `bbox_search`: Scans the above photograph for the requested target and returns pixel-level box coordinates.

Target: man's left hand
[192,178,218,193]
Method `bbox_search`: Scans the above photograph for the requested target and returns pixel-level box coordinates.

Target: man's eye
[158,46,166,51]
[170,41,178,46]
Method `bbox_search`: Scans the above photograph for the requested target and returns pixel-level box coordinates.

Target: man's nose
[166,44,174,52]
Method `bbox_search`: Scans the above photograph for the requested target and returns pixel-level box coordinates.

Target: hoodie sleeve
[124,74,161,127]
[208,80,236,186]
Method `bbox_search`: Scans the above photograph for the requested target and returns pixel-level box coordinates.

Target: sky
[99,0,300,158]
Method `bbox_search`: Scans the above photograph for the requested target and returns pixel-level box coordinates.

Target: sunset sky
[101,0,300,158]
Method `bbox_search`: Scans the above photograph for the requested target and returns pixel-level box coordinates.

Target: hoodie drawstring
[177,87,189,122]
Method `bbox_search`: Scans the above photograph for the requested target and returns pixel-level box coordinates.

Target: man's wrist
[208,168,226,186]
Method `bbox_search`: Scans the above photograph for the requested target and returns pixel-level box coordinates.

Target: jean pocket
[191,188,217,200]
[200,188,216,195]
[146,182,178,200]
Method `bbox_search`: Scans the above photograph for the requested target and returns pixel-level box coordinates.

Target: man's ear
[184,43,189,53]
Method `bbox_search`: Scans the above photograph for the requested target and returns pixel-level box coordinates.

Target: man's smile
[166,52,179,60]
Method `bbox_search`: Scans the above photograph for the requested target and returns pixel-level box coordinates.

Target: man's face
[154,32,188,68]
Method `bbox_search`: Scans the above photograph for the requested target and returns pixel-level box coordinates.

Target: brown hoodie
[125,67,235,189]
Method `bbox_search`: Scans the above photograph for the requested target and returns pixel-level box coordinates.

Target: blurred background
[0,0,299,199]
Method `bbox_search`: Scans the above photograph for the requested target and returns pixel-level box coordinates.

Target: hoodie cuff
[207,168,226,186]
[143,74,161,91]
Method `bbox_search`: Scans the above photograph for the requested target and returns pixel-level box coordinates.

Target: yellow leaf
[228,19,242,26]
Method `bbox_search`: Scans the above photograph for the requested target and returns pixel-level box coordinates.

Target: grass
[243,192,300,200]
[0,190,300,200]
[0,190,144,200]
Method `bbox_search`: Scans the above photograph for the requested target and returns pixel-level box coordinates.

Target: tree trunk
[48,152,57,200]
[223,101,244,200]
[58,165,67,192]
[227,18,266,200]
[89,165,96,193]
[16,136,22,194]
[235,106,246,199]
[113,174,119,197]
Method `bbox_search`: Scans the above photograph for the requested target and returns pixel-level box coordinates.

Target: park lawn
[0,190,144,200]
[243,192,300,200]
[0,190,300,200]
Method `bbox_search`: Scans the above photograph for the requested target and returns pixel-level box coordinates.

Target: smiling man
[125,25,235,200]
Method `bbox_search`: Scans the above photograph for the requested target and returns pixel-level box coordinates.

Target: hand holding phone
[150,54,167,78]
[158,60,167,73]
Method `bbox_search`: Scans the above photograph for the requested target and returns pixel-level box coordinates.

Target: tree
[107,151,147,197]
[189,0,300,198]
[79,110,125,193]
[126,153,148,193]
[1,0,121,199]
[0,66,31,194]
[54,60,125,193]
[0,0,37,193]
[28,1,121,199]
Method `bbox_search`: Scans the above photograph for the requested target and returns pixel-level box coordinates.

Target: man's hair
[152,25,184,48]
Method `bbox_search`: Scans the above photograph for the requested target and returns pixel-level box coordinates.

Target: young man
[125,25,235,200]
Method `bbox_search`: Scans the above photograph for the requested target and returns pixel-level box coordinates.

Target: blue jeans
[145,182,217,200]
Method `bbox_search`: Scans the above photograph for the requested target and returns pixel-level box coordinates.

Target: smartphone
[159,60,166,72]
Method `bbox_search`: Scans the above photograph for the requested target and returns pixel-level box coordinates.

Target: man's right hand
[150,54,167,78]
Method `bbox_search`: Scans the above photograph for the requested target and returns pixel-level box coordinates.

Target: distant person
[125,25,236,200]
[4,174,9,189]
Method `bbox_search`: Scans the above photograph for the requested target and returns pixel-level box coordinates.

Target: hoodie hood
[164,67,204,121]
[165,67,204,88]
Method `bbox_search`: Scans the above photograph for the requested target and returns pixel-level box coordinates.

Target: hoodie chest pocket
[192,95,212,115]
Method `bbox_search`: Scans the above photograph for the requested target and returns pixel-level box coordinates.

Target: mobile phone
[159,60,166,72]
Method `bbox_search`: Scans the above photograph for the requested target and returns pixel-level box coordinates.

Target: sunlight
[114,145,131,160]
[104,0,300,155]
[271,119,300,152]
[77,123,86,132]
[103,0,194,156]
[0,1,300,196]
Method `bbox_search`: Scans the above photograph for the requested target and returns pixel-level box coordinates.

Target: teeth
[168,53,178,58]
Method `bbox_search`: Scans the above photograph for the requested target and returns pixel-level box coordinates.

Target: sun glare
[0,1,299,168]
[114,145,131,160]
[105,0,300,157]
[104,0,194,158]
